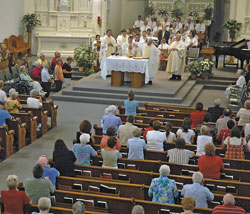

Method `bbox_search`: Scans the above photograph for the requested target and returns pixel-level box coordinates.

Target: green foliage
[145,3,155,16]
[74,44,93,69]
[21,13,41,30]
[171,8,184,19]
[186,59,213,78]
[203,5,213,20]
[224,19,241,32]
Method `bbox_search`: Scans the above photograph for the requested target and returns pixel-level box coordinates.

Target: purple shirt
[102,113,122,134]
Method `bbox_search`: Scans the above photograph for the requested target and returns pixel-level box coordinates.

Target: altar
[34,0,97,57]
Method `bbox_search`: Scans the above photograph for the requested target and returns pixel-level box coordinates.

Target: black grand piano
[213,39,250,69]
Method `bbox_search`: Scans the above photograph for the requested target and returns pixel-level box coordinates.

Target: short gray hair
[79,133,90,145]
[30,89,39,97]
[223,193,235,205]
[72,201,85,214]
[6,175,19,189]
[214,98,221,106]
[192,172,203,183]
[8,88,16,97]
[19,65,26,73]
[159,165,170,177]
[236,69,244,76]
[38,197,51,211]
[108,105,117,113]
[131,205,144,214]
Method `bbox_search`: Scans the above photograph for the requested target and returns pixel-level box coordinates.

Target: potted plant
[224,19,241,39]
[199,59,213,80]
[145,3,155,17]
[203,4,213,25]
[185,62,200,80]
[74,44,92,72]
[21,13,41,33]
[171,8,184,19]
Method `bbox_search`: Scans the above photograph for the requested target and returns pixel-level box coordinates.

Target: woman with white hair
[237,100,250,125]
[148,165,178,204]
[6,91,22,113]
[181,172,214,208]
[32,197,51,214]
[6,88,16,102]
[27,89,43,108]
[72,133,97,165]
[196,125,213,156]
[72,201,86,214]
[32,61,42,82]
[1,175,31,214]
[19,65,46,96]
[131,205,144,214]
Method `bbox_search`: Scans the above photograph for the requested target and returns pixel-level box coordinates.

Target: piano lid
[230,39,249,48]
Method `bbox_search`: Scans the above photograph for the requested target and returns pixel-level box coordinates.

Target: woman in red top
[198,143,224,179]
[32,62,42,82]
[1,175,31,214]
[190,102,205,129]
[100,125,121,151]
[143,119,154,141]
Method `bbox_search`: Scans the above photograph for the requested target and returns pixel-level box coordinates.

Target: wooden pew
[0,125,14,159]
[11,112,38,143]
[21,106,48,135]
[6,118,26,150]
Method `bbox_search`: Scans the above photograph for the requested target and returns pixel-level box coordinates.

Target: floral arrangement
[189,11,198,18]
[224,19,241,32]
[158,9,169,17]
[203,4,213,20]
[186,59,213,79]
[171,8,184,19]
[145,3,155,16]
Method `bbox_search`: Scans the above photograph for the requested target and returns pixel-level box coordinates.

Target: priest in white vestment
[141,38,160,84]
[101,29,117,78]
[133,15,144,29]
[122,36,140,57]
[166,34,186,81]
[195,18,206,33]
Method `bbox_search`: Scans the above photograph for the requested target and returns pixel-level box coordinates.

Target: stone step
[197,79,231,85]
[203,84,227,90]
[211,76,237,81]
[181,84,204,106]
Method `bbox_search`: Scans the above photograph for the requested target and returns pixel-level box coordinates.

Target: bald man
[131,205,144,214]
[212,193,246,214]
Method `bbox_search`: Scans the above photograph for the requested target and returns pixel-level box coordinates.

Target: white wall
[0,0,24,41]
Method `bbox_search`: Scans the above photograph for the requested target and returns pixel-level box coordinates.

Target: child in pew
[72,133,97,166]
[165,122,176,143]
[167,138,194,164]
[127,128,146,160]
[176,118,195,144]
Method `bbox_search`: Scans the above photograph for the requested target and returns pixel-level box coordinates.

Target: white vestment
[195,23,206,33]
[141,43,160,80]
[158,43,169,50]
[122,42,140,57]
[133,19,144,28]
[140,25,151,33]
[166,40,186,75]
[185,37,198,47]
[185,23,194,31]
[117,35,128,47]
[100,35,116,77]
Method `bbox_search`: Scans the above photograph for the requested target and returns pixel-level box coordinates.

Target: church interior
[0,0,250,213]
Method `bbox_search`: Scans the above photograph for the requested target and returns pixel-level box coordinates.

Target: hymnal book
[141,113,147,116]
[118,163,125,169]
[118,174,128,181]
[153,108,159,111]
[188,170,195,176]
[127,164,136,170]
[173,109,180,112]
[226,186,236,193]
[157,114,164,118]
[181,169,189,176]
[82,170,91,177]
[88,185,100,192]
[211,201,221,205]
[188,159,196,165]
[224,175,234,180]
[97,201,108,208]
[219,153,225,157]
[224,163,230,168]
[159,209,170,214]
[74,169,82,176]
[216,185,226,192]
[102,173,112,179]
[100,184,117,194]
[136,120,143,123]
[206,184,215,191]
[64,197,73,204]
[73,183,82,190]
[98,160,103,166]
[76,198,94,207]
[121,152,128,157]
[159,108,166,111]
[175,182,184,187]
[168,114,175,118]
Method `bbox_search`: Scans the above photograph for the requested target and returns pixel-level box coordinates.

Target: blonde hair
[38,197,51,211]
[200,125,210,136]
[6,175,19,189]
[244,100,250,110]
[133,128,141,137]
[11,91,19,100]
[128,90,135,101]
[0,80,4,88]
[181,197,195,211]
[205,143,215,156]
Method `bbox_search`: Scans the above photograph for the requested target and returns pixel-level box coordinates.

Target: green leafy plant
[203,5,213,20]
[171,8,184,19]
[74,44,92,69]
[145,3,155,16]
[186,59,213,79]
[224,19,241,32]
[21,13,41,32]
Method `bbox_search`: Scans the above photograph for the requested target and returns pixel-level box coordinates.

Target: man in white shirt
[140,20,150,33]
[27,89,43,108]
[195,18,206,33]
[41,62,54,97]
[171,22,178,35]
[148,17,156,30]
[225,69,246,98]
[176,17,183,31]
[185,18,194,31]
[0,80,7,103]
[153,21,162,35]
[133,15,144,29]
[117,29,128,48]
[146,120,166,151]
[162,16,170,30]
[140,30,148,43]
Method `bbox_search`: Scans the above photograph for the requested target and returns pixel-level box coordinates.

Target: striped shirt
[72,144,97,165]
[167,148,193,164]
[212,204,246,214]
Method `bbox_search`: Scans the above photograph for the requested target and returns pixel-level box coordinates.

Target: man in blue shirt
[127,128,146,159]
[0,101,11,126]
[102,105,122,134]
[181,171,214,208]
[37,155,59,188]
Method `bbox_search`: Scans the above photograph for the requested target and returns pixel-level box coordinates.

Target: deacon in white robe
[153,21,162,35]
[140,20,151,33]
[185,18,195,31]
[100,29,117,79]
[148,17,156,30]
[117,29,128,55]
[141,38,160,84]
[166,34,186,80]
[162,16,170,30]
[140,30,148,43]
[122,36,140,57]
[133,15,144,29]
[195,18,206,33]
[185,31,198,48]
[176,17,183,31]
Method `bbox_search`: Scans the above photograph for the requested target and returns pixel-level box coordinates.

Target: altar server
[167,34,186,81]
[141,38,160,84]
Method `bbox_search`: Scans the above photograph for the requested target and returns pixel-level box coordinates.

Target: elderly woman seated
[19,65,46,96]
[6,88,16,102]
[148,165,178,204]
[198,143,224,179]
[1,175,31,214]
[222,126,249,159]
[72,133,97,165]
[180,197,196,214]
[27,89,43,108]
[237,100,250,125]
[6,91,22,113]
[196,125,213,156]
[32,61,42,82]
[31,197,51,214]
[72,201,86,214]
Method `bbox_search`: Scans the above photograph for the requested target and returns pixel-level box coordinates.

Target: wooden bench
[4,34,31,59]
[0,125,14,159]
[11,112,37,143]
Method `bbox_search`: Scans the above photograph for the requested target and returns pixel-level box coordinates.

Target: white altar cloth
[101,56,150,84]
